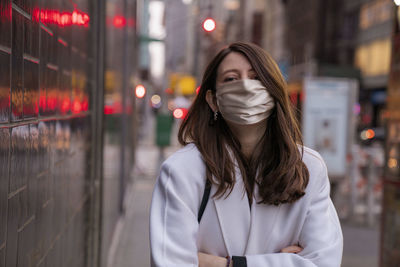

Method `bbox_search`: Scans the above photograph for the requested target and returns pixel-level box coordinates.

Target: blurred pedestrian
[150,42,343,267]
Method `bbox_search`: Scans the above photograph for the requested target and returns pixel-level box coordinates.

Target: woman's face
[208,51,268,132]
[216,52,259,87]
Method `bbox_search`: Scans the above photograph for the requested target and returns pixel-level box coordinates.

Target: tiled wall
[0,0,95,266]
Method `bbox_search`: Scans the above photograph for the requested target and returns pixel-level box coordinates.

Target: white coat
[150,143,343,267]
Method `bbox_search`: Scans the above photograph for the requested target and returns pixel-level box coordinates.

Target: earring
[214,111,218,121]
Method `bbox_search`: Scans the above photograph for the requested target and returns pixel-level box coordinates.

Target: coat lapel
[213,166,251,256]
[244,187,281,254]
[212,159,282,255]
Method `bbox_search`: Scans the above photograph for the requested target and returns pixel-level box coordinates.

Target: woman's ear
[205,90,218,112]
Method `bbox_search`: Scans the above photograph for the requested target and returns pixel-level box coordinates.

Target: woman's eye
[223,77,236,82]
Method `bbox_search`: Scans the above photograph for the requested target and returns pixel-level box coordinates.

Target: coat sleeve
[150,161,200,267]
[243,160,343,267]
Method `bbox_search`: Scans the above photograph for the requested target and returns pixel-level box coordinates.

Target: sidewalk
[111,143,380,267]
[111,143,179,267]
[111,167,155,267]
[341,222,380,267]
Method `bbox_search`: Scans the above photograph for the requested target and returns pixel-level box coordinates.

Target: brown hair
[178,42,309,205]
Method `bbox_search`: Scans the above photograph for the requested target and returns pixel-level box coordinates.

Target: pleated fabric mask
[216,79,275,125]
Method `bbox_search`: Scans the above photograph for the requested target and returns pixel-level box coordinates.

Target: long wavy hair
[178,42,309,205]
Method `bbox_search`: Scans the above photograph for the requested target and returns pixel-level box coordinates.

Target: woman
[150,42,343,267]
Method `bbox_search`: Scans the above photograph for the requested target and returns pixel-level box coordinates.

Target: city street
[2,0,399,265]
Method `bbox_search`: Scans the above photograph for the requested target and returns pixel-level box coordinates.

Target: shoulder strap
[197,179,211,223]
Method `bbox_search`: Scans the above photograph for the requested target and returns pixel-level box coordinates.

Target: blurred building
[352,0,393,130]
[279,0,394,132]
[381,3,400,266]
[281,0,358,109]
[262,0,287,67]
[164,0,188,74]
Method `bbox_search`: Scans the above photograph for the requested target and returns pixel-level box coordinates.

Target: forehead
[217,52,252,74]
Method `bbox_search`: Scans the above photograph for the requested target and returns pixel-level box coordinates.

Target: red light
[165,88,173,94]
[72,9,89,25]
[203,18,216,32]
[72,10,78,23]
[104,105,114,115]
[173,108,183,119]
[47,96,57,111]
[135,84,146,98]
[39,95,46,111]
[60,97,70,114]
[366,129,375,139]
[1,3,12,21]
[196,86,200,95]
[40,24,54,36]
[82,97,89,111]
[173,108,188,119]
[33,8,90,27]
[58,38,68,47]
[34,101,39,114]
[113,15,126,28]
[360,129,376,140]
[60,12,71,26]
[72,99,82,114]
[104,101,122,115]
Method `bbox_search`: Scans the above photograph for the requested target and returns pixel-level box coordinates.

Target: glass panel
[11,10,24,121]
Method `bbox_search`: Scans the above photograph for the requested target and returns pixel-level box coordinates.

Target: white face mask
[216,79,275,125]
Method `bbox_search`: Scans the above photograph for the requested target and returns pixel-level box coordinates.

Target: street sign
[302,77,359,178]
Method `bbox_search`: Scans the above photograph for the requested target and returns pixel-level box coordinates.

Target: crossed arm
[198,246,303,267]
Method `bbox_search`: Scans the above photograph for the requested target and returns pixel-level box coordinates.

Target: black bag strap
[197,179,211,223]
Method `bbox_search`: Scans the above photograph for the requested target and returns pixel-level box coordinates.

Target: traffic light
[150,94,162,108]
[135,84,146,98]
[202,18,216,32]
[113,15,126,28]
[173,108,188,119]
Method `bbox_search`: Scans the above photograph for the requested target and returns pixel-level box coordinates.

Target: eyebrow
[221,68,255,75]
